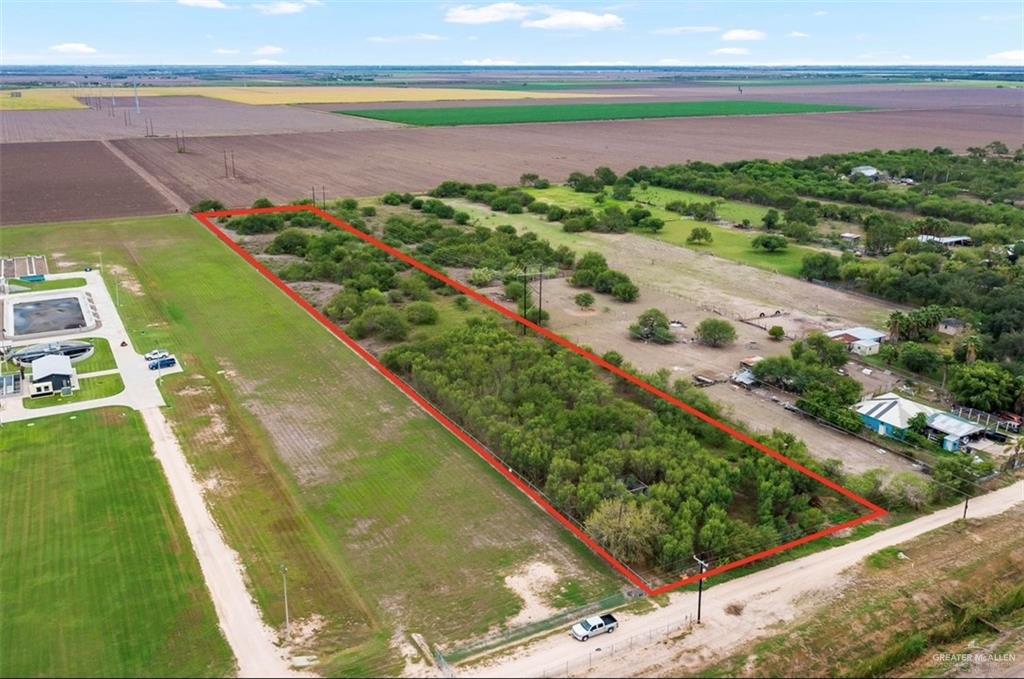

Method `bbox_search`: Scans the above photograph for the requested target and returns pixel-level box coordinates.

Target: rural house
[855,392,940,439]
[827,326,886,354]
[28,353,77,397]
[916,235,973,247]
[925,412,985,452]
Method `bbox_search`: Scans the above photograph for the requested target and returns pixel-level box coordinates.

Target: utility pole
[537,268,544,326]
[224,151,229,179]
[963,494,969,520]
[280,564,290,641]
[693,555,709,624]
[520,270,529,334]
[231,151,236,178]
[134,81,140,114]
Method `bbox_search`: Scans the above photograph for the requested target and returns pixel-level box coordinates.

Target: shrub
[454,211,470,225]
[574,292,596,309]
[696,318,737,347]
[630,308,674,344]
[687,226,713,244]
[360,206,377,217]
[252,197,274,209]
[768,325,785,341]
[381,192,403,206]
[405,301,439,325]
[266,228,309,256]
[349,306,408,341]
[410,198,424,210]
[190,198,224,213]
[751,234,789,252]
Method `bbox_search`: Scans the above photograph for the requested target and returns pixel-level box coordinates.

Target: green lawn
[524,185,813,277]
[8,276,86,293]
[76,337,117,373]
[0,408,233,677]
[1,215,621,675]
[339,100,868,126]
[23,373,125,410]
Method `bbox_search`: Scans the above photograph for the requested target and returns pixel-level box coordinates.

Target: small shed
[29,354,76,397]
[926,413,984,452]
[851,339,880,356]
[850,165,881,180]
[937,318,966,336]
[840,232,861,243]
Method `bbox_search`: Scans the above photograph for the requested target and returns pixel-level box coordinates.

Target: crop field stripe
[196,206,887,596]
[337,101,872,126]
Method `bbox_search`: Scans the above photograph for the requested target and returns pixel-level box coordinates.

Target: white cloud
[813,10,827,16]
[462,58,526,65]
[253,45,284,55]
[710,47,750,56]
[652,25,719,35]
[986,49,1024,65]
[250,58,286,65]
[178,0,232,8]
[787,31,809,38]
[49,42,97,54]
[213,48,240,54]
[445,3,531,24]
[721,29,765,41]
[523,9,623,31]
[252,1,318,15]
[367,33,446,43]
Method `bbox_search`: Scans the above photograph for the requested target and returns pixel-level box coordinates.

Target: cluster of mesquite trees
[382,319,840,570]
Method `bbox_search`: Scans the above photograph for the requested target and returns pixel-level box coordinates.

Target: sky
[1,0,1022,67]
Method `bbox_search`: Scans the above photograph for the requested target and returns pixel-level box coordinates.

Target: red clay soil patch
[0,141,173,225]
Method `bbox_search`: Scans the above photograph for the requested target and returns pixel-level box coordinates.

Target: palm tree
[961,334,981,365]
[887,311,906,343]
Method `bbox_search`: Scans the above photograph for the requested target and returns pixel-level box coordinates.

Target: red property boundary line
[194,205,887,597]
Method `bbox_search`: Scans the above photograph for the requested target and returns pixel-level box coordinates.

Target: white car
[144,349,170,361]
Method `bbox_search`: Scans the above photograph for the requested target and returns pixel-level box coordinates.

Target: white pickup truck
[570,614,618,641]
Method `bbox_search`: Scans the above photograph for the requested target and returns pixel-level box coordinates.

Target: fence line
[536,617,696,678]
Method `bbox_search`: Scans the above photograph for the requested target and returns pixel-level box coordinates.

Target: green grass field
[339,100,868,126]
[23,373,125,410]
[0,408,233,677]
[76,337,117,373]
[8,277,86,293]
[524,185,813,277]
[1,215,621,675]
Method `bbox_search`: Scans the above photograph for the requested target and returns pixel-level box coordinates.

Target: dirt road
[142,407,301,678]
[469,480,1024,678]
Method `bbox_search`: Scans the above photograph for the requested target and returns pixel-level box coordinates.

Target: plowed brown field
[0,141,172,224]
[111,106,1021,208]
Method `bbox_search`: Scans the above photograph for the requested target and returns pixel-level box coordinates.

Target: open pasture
[0,215,621,674]
[0,408,233,677]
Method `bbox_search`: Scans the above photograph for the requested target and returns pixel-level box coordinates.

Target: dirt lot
[110,106,1022,208]
[0,96,397,143]
[0,141,173,224]
[706,383,918,475]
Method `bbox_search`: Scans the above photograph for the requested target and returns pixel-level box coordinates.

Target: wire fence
[535,617,696,678]
[440,591,633,663]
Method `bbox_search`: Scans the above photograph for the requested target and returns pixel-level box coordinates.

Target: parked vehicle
[148,356,177,370]
[144,349,170,361]
[571,614,618,641]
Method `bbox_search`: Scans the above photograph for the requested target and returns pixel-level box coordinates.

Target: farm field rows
[0,85,595,111]
[0,215,622,675]
[338,100,869,126]
[102,106,1023,212]
[0,407,233,677]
